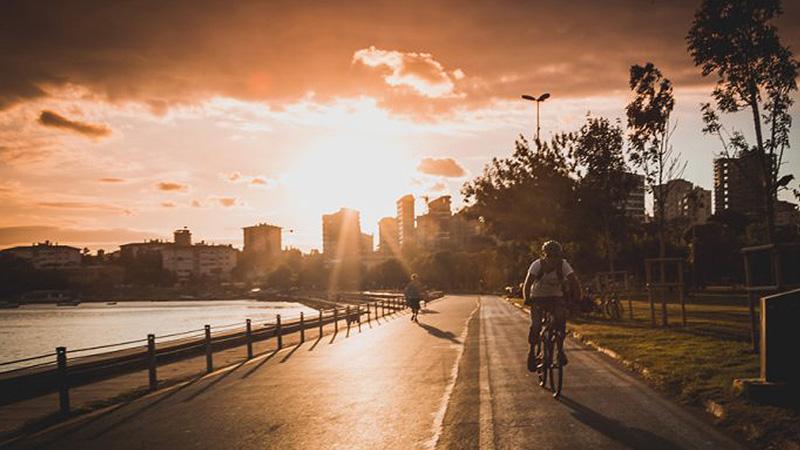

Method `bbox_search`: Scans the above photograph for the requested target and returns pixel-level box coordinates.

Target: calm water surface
[0,300,317,370]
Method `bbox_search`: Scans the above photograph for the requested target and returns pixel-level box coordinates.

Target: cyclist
[523,240,580,372]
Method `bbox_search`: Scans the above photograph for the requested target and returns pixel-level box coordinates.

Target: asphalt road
[6,295,743,450]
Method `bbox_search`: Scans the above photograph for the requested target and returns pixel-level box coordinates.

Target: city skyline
[2,1,799,252]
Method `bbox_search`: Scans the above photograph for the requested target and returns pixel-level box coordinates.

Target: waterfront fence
[0,295,409,414]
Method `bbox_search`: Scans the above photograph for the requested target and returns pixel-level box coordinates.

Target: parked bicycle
[534,309,564,398]
[604,292,624,320]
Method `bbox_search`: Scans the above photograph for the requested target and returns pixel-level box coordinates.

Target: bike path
[436,295,743,449]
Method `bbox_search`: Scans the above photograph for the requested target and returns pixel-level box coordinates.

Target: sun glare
[286,134,415,231]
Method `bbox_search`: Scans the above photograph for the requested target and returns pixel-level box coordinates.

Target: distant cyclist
[523,240,580,372]
[404,273,424,322]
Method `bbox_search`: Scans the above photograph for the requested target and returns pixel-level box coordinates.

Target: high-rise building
[243,223,282,256]
[680,187,712,225]
[620,173,645,222]
[377,217,399,255]
[322,208,362,260]
[417,195,453,249]
[173,228,192,247]
[396,194,415,248]
[360,233,374,255]
[714,152,774,217]
[654,179,694,222]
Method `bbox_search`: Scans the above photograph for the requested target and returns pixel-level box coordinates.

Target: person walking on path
[404,273,424,322]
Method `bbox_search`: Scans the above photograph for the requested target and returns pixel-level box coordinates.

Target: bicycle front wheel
[536,339,547,387]
[546,333,555,393]
[552,340,563,398]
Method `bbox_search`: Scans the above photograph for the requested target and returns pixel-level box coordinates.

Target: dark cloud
[156,181,188,192]
[417,157,466,177]
[37,110,111,137]
[0,226,162,247]
[1,1,798,114]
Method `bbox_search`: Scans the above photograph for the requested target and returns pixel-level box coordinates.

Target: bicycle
[534,309,564,398]
[604,292,623,320]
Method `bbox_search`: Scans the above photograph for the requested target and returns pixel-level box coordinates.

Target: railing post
[318,309,323,337]
[367,304,371,325]
[246,319,253,359]
[56,346,69,415]
[147,334,157,391]
[205,325,213,373]
[346,306,351,334]
[357,306,362,332]
[334,308,338,333]
[300,312,305,343]
[381,301,385,317]
[276,314,283,349]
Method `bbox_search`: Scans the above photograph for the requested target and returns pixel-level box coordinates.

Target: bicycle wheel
[535,337,547,387]
[606,301,621,320]
[545,332,555,392]
[552,335,564,398]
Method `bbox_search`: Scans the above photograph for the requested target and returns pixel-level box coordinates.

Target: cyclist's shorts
[531,296,566,309]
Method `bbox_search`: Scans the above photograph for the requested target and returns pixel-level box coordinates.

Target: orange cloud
[417,157,466,177]
[99,177,125,183]
[223,172,276,189]
[429,182,447,193]
[161,201,176,208]
[353,46,463,98]
[217,197,237,207]
[37,110,111,138]
[156,181,188,192]
[36,201,132,215]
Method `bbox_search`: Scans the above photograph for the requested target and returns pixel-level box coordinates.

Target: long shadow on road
[558,396,681,450]
[416,321,462,344]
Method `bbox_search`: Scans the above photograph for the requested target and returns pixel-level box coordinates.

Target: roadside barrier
[0,295,409,414]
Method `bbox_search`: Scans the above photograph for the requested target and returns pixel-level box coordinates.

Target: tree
[461,135,576,245]
[568,116,633,271]
[267,264,296,292]
[626,62,684,258]
[687,0,799,243]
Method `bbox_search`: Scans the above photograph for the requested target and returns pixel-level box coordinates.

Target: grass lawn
[510,295,800,449]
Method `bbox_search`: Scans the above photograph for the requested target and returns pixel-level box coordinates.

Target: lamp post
[521,92,550,148]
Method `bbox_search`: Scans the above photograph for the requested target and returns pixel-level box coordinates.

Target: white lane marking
[478,297,496,450]
[424,296,481,450]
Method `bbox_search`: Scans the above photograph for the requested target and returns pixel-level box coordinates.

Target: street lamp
[521,92,550,147]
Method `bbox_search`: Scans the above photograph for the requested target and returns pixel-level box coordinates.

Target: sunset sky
[1,0,799,252]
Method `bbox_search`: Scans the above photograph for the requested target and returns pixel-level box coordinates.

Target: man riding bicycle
[523,240,580,372]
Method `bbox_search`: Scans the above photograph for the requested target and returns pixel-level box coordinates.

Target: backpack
[533,259,568,297]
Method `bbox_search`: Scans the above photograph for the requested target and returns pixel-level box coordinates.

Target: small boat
[106,302,118,306]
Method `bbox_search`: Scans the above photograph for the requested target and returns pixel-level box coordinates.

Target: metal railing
[0,296,408,414]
